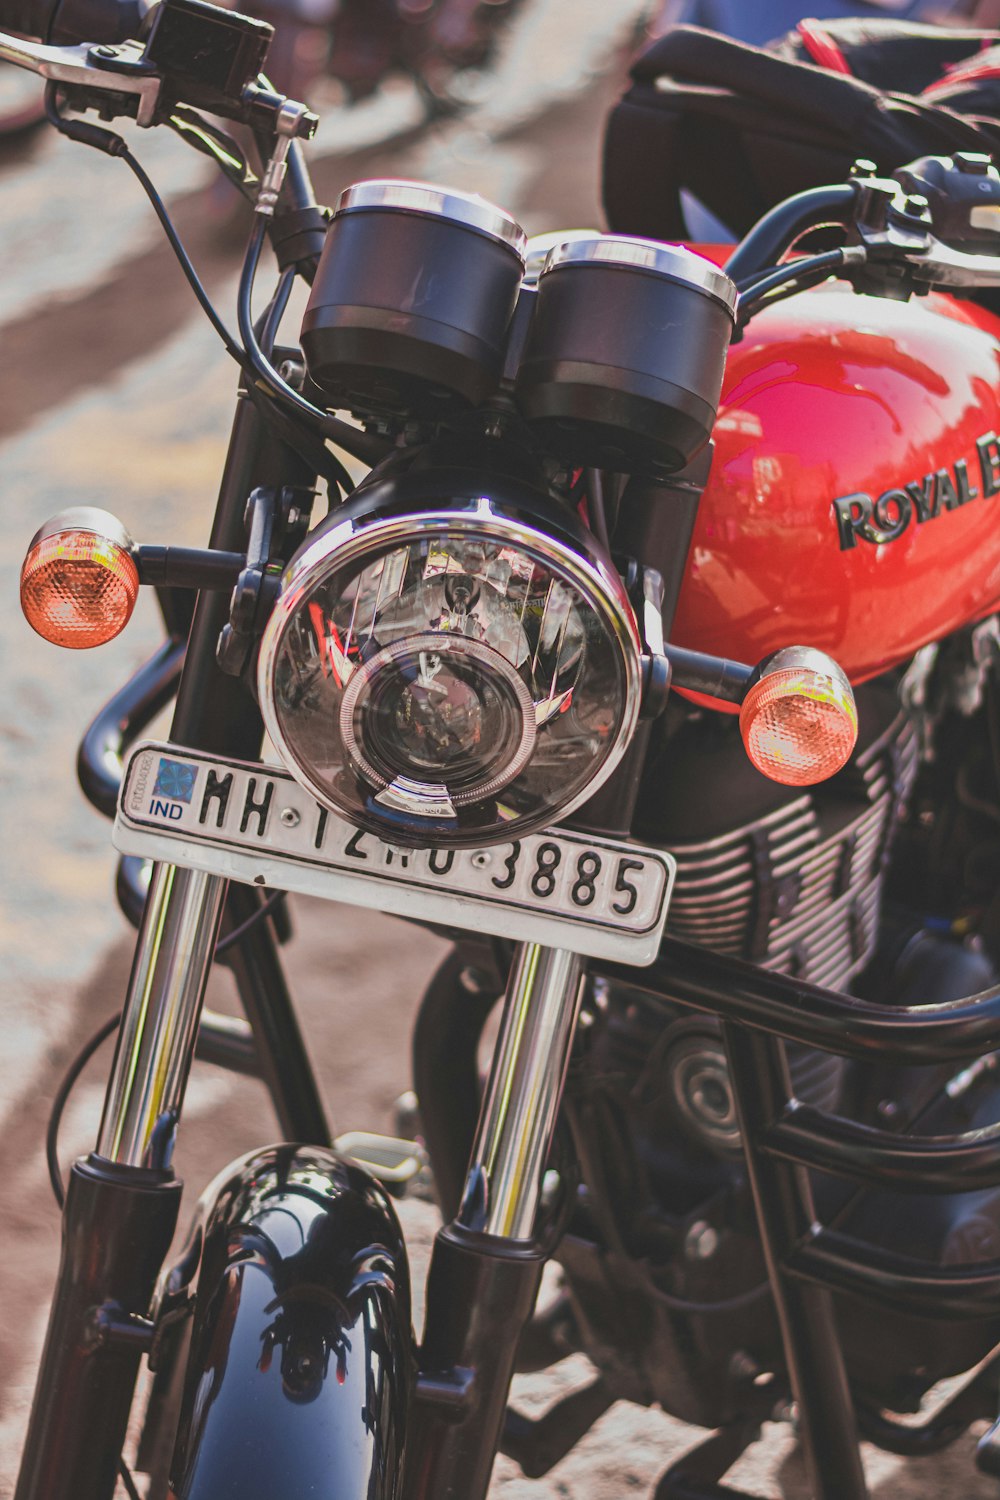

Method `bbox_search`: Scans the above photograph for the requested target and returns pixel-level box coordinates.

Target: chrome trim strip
[540,235,738,317]
[26,506,135,556]
[334,179,527,259]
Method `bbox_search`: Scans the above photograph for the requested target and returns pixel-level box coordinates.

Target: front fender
[168,1145,414,1500]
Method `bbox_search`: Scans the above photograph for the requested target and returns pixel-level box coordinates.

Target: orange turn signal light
[20,508,139,649]
[740,647,858,787]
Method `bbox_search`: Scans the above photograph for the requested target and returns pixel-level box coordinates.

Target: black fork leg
[409,943,585,1500]
[14,864,225,1500]
[721,1022,868,1500]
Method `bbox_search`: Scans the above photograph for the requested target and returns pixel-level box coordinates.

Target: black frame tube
[721,1023,869,1500]
[216,881,331,1144]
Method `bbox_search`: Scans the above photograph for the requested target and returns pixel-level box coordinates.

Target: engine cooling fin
[637,678,918,991]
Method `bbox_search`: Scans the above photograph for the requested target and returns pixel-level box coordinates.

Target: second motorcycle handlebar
[0,0,151,45]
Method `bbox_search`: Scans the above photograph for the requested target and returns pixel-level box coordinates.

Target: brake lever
[0,0,318,137]
[906,238,1000,290]
[0,29,160,124]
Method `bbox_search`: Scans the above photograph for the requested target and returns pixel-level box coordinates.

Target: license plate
[113,743,675,965]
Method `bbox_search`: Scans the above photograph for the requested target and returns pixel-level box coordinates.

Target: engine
[554,661,1000,1431]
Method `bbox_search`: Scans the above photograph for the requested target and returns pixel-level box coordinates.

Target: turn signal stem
[663,642,753,705]
[135,546,246,591]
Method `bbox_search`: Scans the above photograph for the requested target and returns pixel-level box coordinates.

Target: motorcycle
[220,0,526,129]
[11,2,1000,1497]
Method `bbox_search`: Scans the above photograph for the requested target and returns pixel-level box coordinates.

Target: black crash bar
[597,937,1000,1317]
[77,637,186,819]
[599,936,1000,1065]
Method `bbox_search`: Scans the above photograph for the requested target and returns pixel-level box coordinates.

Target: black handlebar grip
[0,0,61,38]
[0,0,150,41]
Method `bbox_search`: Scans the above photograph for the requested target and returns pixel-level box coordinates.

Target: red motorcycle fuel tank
[671,280,1000,685]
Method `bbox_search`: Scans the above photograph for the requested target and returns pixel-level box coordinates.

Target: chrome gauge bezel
[257,485,644,847]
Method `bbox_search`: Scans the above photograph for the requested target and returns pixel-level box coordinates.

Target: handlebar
[724,184,858,284]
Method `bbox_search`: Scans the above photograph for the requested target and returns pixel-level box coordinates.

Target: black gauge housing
[515,236,738,476]
[300,180,527,420]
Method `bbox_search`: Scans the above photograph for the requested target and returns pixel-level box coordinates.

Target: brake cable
[737,245,868,328]
[42,84,385,485]
[43,82,244,360]
[166,103,258,201]
[237,213,389,467]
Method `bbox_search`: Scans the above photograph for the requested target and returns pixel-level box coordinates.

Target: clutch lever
[850,159,1000,294]
[0,28,160,123]
[906,237,1000,290]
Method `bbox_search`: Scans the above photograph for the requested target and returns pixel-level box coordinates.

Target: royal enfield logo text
[833,431,1000,551]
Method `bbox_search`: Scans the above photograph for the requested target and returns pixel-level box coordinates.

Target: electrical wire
[258,266,296,358]
[214,888,287,956]
[43,86,242,362]
[585,469,612,555]
[45,1012,122,1209]
[736,247,866,328]
[737,247,849,298]
[119,147,244,360]
[236,214,388,469]
[118,1457,143,1500]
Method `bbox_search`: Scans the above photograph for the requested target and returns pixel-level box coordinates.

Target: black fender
[167,1145,414,1500]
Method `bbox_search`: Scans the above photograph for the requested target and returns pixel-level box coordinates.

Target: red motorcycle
[10,6,1000,1499]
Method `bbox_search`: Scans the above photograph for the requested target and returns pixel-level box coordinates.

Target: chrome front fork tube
[458,942,585,1239]
[98,862,227,1167]
[412,942,585,1500]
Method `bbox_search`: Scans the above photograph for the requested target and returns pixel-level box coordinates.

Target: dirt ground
[2,3,1000,1496]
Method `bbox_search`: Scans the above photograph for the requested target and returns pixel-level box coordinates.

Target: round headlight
[257,473,643,847]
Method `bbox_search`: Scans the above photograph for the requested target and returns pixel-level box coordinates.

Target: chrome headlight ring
[258,480,643,848]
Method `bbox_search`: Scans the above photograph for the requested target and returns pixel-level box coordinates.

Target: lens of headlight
[258,479,642,847]
[340,631,537,803]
